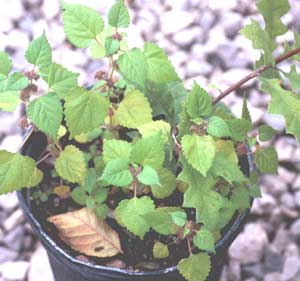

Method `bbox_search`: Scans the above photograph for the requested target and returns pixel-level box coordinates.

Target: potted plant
[0,0,299,280]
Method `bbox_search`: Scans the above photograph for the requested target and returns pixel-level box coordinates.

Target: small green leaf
[115,196,155,239]
[95,204,109,219]
[151,168,176,199]
[74,128,102,144]
[55,145,86,184]
[254,147,278,174]
[118,48,148,90]
[0,51,12,76]
[259,125,276,142]
[178,253,211,281]
[0,151,43,195]
[137,166,160,186]
[62,3,104,48]
[207,116,231,138]
[170,211,187,227]
[71,187,88,205]
[108,0,130,28]
[103,139,132,164]
[25,33,52,68]
[153,242,169,259]
[116,89,152,129]
[27,93,63,139]
[231,186,251,209]
[242,95,252,122]
[193,227,215,253]
[39,63,79,98]
[182,135,216,176]
[64,87,109,137]
[138,120,171,143]
[100,159,132,187]
[105,37,120,56]
[284,65,300,91]
[186,83,212,119]
[81,169,97,194]
[131,133,165,170]
[227,119,251,142]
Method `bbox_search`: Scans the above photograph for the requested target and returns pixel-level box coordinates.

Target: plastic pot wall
[17,131,254,281]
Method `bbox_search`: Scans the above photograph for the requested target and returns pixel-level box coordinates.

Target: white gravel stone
[0,135,23,153]
[0,0,23,20]
[42,0,60,20]
[5,30,29,49]
[0,193,19,212]
[172,27,203,47]
[251,193,277,215]
[161,11,195,34]
[209,0,238,10]
[280,192,296,209]
[3,209,24,232]
[264,272,282,281]
[281,256,300,281]
[0,261,29,281]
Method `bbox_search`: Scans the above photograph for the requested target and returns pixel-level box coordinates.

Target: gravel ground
[1,0,300,280]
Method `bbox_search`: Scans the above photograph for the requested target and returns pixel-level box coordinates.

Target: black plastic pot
[17,131,254,281]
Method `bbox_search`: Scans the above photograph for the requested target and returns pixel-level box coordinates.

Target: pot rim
[17,130,254,278]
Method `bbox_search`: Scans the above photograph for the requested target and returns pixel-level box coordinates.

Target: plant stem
[212,47,300,105]
[36,152,51,165]
[187,238,192,255]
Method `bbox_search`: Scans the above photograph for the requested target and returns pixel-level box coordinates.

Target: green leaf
[138,120,171,143]
[103,139,132,164]
[25,33,52,68]
[186,83,212,119]
[193,227,215,253]
[71,187,88,205]
[178,253,211,281]
[284,65,300,91]
[40,63,79,98]
[0,151,43,195]
[95,204,109,219]
[144,42,179,84]
[0,51,12,76]
[207,116,231,138]
[260,78,300,141]
[27,93,63,139]
[227,119,251,142]
[254,147,278,174]
[209,152,246,184]
[231,186,251,209]
[153,242,169,259]
[137,166,160,186]
[242,95,252,122]
[131,133,165,170]
[118,48,148,90]
[182,135,216,176]
[74,128,102,144]
[170,211,187,227]
[259,125,276,142]
[108,0,130,28]
[105,37,120,56]
[55,145,86,184]
[151,168,176,199]
[115,196,155,239]
[100,159,132,187]
[116,89,152,129]
[257,0,290,39]
[241,19,275,64]
[82,169,97,194]
[62,3,104,48]
[215,140,238,164]
[64,87,109,137]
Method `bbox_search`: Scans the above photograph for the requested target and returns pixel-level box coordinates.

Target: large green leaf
[64,87,109,137]
[25,33,52,68]
[55,145,86,184]
[27,93,63,139]
[151,168,176,199]
[138,120,171,143]
[115,196,155,239]
[207,116,231,138]
[254,147,278,174]
[103,139,132,164]
[108,0,130,28]
[258,125,276,142]
[0,51,12,76]
[62,3,104,48]
[0,151,43,195]
[193,227,215,253]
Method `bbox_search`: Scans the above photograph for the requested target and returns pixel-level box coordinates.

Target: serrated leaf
[108,0,130,28]
[144,42,179,84]
[48,208,122,257]
[178,103,193,139]
[138,120,171,143]
[82,169,97,194]
[25,33,52,68]
[215,140,238,164]
[118,48,148,90]
[40,63,79,98]
[105,37,120,56]
[71,187,88,205]
[207,116,231,138]
[103,139,132,164]
[170,211,187,227]
[257,0,290,39]
[193,227,215,253]
[62,3,104,48]
[153,242,169,259]
[254,147,278,174]
[115,196,155,239]
[231,186,251,210]
[137,165,160,186]
[131,133,165,170]
[116,89,152,129]
[227,118,251,142]
[241,19,275,64]
[27,92,63,139]
[151,168,176,199]
[0,51,12,76]
[74,128,102,144]
[186,83,212,119]
[242,95,252,122]
[182,135,216,176]
[284,65,300,91]
[259,125,276,142]
[55,145,86,184]
[178,253,211,281]
[100,159,132,187]
[64,87,109,137]
[0,151,43,195]
[260,78,300,141]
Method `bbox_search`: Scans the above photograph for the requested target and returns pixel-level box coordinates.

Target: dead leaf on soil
[48,207,122,258]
